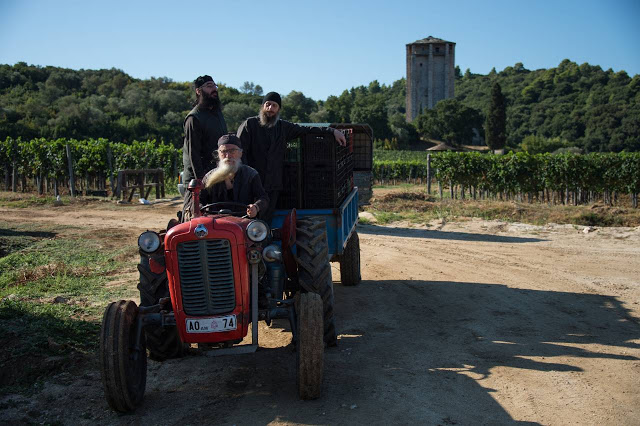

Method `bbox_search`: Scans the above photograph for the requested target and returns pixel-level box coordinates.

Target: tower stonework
[406,36,455,122]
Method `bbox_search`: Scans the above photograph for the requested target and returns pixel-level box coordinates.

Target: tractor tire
[295,217,337,347]
[100,300,147,413]
[137,256,187,361]
[339,232,361,286]
[295,292,324,400]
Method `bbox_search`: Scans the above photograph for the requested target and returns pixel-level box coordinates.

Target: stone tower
[406,36,455,122]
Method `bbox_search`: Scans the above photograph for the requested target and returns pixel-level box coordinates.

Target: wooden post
[54,178,59,197]
[66,144,75,198]
[12,162,17,192]
[138,171,144,201]
[438,181,443,199]
[106,144,115,196]
[426,154,431,196]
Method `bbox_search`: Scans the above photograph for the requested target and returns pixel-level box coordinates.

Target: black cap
[194,75,213,89]
[262,91,281,108]
[217,133,242,149]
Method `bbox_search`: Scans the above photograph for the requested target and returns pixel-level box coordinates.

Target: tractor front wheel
[100,300,147,413]
[138,256,187,360]
[296,292,324,399]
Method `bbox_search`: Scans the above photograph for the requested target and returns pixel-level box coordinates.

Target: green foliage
[372,151,640,197]
[456,59,639,152]
[1,60,637,153]
[521,135,574,154]
[1,137,182,182]
[414,99,483,145]
[485,82,506,150]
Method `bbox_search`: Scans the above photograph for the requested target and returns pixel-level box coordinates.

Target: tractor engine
[161,215,268,344]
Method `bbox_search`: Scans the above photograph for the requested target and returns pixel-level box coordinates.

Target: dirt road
[1,197,639,425]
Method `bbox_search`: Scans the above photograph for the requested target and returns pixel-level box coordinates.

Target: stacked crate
[332,124,373,205]
[277,139,302,209]
[301,131,354,209]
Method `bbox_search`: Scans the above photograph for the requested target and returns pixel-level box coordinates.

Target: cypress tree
[486,82,506,150]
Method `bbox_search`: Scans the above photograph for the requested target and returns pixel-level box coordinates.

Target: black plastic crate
[331,124,373,171]
[352,131,372,170]
[302,154,354,209]
[285,138,301,162]
[302,133,350,166]
[276,162,302,209]
[302,169,352,209]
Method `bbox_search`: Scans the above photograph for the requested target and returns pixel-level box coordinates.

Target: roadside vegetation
[0,220,139,396]
[364,185,640,227]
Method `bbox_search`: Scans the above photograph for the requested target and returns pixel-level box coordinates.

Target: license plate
[186,315,237,333]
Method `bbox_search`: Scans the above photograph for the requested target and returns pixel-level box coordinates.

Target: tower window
[435,47,440,53]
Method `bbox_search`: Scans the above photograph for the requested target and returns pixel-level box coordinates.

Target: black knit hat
[262,91,281,108]
[194,75,213,89]
[217,133,242,149]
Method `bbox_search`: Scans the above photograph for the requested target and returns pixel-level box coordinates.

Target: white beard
[205,158,240,190]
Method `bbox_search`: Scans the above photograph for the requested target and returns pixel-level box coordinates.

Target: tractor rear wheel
[100,300,147,413]
[295,217,337,346]
[296,292,324,399]
[138,256,187,361]
[339,232,361,286]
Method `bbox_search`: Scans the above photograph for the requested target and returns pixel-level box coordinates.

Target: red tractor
[99,179,337,412]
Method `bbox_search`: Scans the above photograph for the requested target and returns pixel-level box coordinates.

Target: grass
[365,185,640,227]
[0,221,139,395]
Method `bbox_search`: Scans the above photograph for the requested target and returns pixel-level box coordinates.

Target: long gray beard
[259,109,279,128]
[205,160,240,190]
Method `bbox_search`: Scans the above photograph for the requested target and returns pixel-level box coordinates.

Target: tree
[280,91,317,122]
[485,82,506,150]
[239,81,263,96]
[414,99,482,146]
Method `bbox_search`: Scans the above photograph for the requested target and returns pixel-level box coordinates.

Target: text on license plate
[186,315,237,333]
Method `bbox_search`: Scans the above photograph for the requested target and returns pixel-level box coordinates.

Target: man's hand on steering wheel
[247,204,258,218]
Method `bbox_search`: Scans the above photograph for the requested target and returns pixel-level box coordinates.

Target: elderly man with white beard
[199,134,269,218]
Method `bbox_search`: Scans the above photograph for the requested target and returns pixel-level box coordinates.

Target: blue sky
[1,0,638,100]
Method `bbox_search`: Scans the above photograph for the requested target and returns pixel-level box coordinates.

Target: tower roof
[408,36,455,45]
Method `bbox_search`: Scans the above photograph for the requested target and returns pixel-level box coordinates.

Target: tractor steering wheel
[201,202,249,217]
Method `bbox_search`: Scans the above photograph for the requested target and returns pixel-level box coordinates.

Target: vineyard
[374,151,640,207]
[2,138,639,208]
[1,137,181,195]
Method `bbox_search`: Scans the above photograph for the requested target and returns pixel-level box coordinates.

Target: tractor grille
[177,239,235,315]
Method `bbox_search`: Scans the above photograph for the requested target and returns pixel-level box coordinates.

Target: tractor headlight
[138,231,161,253]
[246,220,269,242]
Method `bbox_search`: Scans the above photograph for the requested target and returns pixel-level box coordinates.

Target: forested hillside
[455,60,640,152]
[1,60,638,152]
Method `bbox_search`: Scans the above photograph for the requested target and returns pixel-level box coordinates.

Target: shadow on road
[358,223,547,243]
[324,279,639,424]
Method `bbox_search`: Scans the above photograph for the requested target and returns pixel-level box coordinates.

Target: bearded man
[182,75,228,220]
[199,134,268,219]
[237,92,346,222]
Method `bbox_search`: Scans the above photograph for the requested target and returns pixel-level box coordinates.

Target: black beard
[259,109,279,128]
[198,92,221,110]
